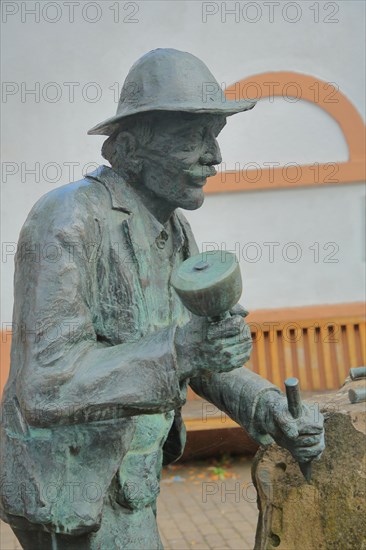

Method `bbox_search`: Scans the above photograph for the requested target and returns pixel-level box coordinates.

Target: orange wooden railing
[186,302,366,401]
[1,303,365,401]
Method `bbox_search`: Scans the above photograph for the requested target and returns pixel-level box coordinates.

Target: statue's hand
[175,307,252,380]
[260,391,325,463]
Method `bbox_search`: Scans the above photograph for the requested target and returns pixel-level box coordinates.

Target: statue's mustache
[183,166,217,179]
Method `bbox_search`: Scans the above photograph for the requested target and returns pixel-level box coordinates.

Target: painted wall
[186,183,365,309]
[1,0,365,321]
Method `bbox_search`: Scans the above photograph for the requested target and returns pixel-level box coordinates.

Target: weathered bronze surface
[348,387,366,403]
[349,366,366,380]
[285,378,313,482]
[171,250,242,318]
[0,49,325,549]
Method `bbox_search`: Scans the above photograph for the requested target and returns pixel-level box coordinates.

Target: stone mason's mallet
[285,377,313,483]
[171,250,242,321]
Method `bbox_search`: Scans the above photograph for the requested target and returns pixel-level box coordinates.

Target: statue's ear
[115,131,137,157]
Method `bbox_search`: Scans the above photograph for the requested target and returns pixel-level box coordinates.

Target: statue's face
[141,113,226,211]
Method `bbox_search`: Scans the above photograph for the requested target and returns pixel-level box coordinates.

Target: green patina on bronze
[171,250,242,318]
[0,49,325,549]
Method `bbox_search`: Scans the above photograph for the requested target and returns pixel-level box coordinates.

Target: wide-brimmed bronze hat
[88,48,256,135]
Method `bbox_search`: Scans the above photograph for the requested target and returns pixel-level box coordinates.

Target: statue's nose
[199,138,222,166]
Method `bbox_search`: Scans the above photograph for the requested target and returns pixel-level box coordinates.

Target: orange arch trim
[205,71,365,194]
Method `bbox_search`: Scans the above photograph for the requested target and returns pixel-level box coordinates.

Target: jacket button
[156,239,166,249]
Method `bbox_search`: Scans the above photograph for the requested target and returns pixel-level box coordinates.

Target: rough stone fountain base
[252,377,366,550]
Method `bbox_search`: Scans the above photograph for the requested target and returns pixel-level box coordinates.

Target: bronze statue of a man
[0,49,324,549]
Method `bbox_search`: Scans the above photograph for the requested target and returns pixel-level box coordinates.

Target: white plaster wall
[185,183,366,309]
[1,0,365,320]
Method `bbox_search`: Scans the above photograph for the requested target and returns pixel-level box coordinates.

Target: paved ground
[0,523,21,550]
[159,456,258,550]
[0,457,258,550]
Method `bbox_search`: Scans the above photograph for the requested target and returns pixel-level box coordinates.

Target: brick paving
[0,457,257,550]
[159,457,257,549]
[0,524,21,550]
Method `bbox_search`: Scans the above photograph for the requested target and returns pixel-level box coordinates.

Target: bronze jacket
[0,166,279,535]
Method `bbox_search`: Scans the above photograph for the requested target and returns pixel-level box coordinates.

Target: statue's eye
[176,129,205,153]
[181,145,196,153]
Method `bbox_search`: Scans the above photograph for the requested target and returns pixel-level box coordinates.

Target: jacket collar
[86,165,186,251]
[86,165,138,214]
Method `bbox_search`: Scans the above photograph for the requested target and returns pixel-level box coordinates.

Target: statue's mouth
[183,166,217,187]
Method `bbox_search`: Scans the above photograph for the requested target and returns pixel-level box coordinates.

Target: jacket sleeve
[189,368,282,445]
[13,189,185,428]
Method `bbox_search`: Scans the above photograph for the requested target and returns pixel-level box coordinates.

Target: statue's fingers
[297,420,324,435]
[229,304,249,318]
[231,351,252,367]
[313,450,324,462]
[273,406,299,440]
[293,442,325,461]
[224,343,252,358]
[207,315,243,340]
[294,435,323,447]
